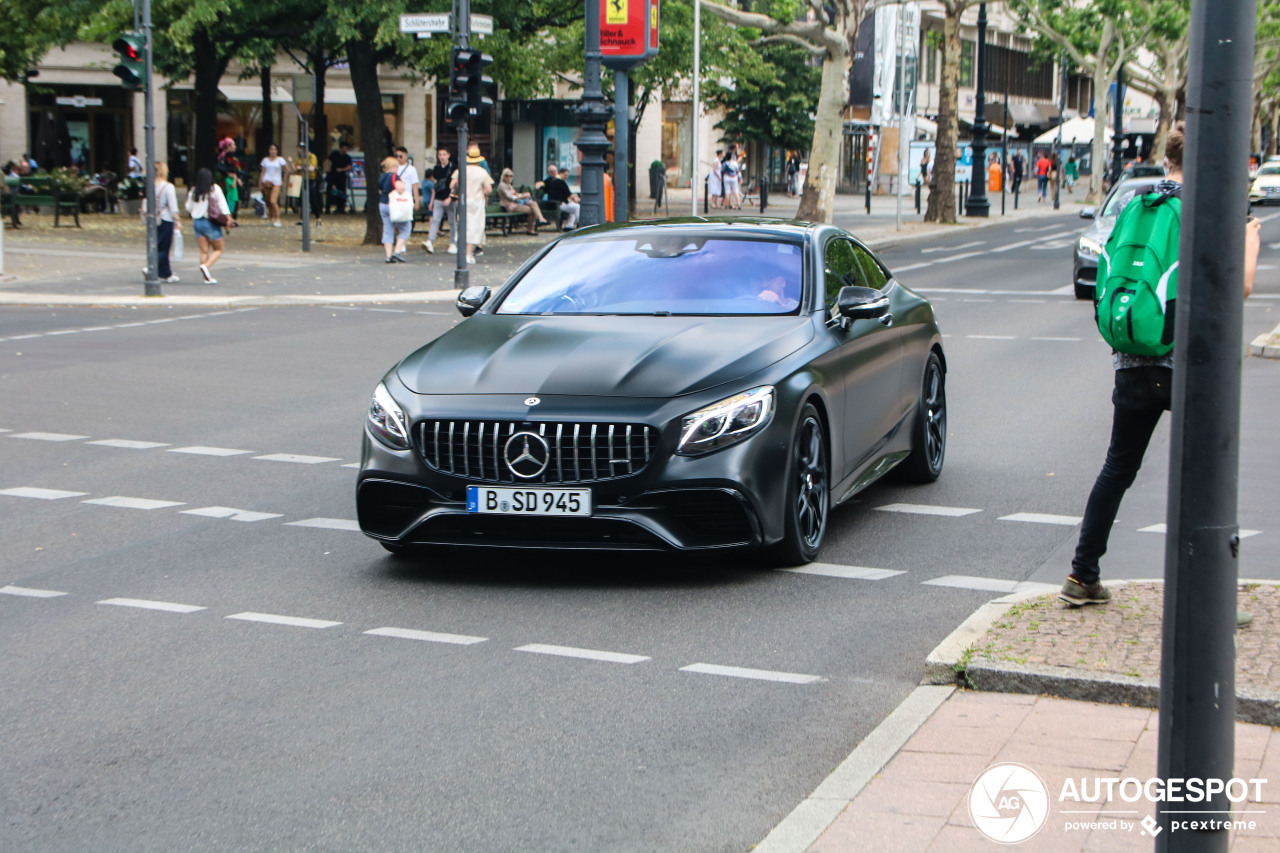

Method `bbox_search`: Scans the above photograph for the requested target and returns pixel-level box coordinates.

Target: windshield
[1103,183,1160,218]
[496,236,805,315]
[1259,165,1280,176]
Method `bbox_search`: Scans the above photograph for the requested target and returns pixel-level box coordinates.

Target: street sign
[601,0,660,71]
[399,13,449,34]
[471,14,493,36]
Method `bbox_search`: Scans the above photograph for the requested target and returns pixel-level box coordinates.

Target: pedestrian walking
[385,177,415,263]
[216,138,243,219]
[392,146,422,213]
[325,140,352,214]
[259,143,289,227]
[1065,155,1079,194]
[1062,124,1261,608]
[786,152,801,198]
[1035,150,1051,202]
[708,150,723,209]
[377,156,401,263]
[184,168,230,284]
[423,147,458,254]
[294,141,323,230]
[453,148,494,265]
[150,160,182,283]
[1011,151,1024,199]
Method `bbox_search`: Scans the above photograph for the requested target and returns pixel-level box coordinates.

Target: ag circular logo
[968,762,1050,844]
[504,431,550,479]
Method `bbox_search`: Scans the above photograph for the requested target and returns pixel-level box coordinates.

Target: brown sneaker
[1059,575,1111,606]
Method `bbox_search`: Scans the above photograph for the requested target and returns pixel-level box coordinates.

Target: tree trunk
[925,9,961,223]
[258,65,275,156]
[797,46,850,223]
[1270,107,1279,156]
[348,39,388,245]
[192,27,227,178]
[1151,86,1172,164]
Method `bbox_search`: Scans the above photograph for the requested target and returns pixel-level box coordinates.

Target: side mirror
[1079,208,1096,219]
[836,285,890,321]
[456,285,491,317]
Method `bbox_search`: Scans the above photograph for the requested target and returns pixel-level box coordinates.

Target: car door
[820,236,906,479]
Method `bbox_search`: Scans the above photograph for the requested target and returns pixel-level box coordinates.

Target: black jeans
[157,219,174,279]
[1071,366,1172,585]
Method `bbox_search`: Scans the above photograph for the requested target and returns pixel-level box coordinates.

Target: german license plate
[467,486,591,516]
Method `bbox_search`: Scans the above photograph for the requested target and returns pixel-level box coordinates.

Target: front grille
[416,420,655,484]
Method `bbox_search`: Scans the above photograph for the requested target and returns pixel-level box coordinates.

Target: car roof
[556,217,824,243]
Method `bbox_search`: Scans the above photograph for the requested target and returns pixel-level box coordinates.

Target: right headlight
[368,382,410,450]
[677,386,774,456]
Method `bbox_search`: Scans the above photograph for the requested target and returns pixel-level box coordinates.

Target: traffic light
[448,48,493,121]
[112,32,146,91]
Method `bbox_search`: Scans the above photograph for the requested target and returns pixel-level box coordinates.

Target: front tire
[896,352,946,483]
[768,404,830,566]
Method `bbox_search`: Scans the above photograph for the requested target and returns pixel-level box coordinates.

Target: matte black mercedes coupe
[357,219,946,565]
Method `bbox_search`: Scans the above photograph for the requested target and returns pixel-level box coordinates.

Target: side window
[824,238,861,307]
[853,243,889,291]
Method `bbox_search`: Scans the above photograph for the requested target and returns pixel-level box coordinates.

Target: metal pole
[576,0,610,227]
[691,0,700,216]
[142,0,159,296]
[1002,46,1009,216]
[615,70,629,222]
[455,0,470,289]
[1054,51,1064,211]
[1156,0,1256,848]
[300,117,310,252]
[965,3,989,217]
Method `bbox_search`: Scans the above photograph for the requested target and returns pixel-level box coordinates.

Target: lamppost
[965,3,990,217]
[1111,66,1125,186]
[575,0,611,227]
[1054,51,1065,210]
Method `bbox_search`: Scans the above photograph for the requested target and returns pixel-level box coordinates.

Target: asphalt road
[2,211,1277,852]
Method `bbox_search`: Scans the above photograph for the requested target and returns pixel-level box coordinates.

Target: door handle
[879,313,894,327]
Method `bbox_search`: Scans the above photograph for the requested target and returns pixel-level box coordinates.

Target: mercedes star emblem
[525,396,541,406]
[504,431,551,479]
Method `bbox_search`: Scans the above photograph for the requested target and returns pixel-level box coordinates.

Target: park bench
[3,176,81,227]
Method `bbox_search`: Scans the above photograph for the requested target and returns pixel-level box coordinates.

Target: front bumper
[356,393,795,552]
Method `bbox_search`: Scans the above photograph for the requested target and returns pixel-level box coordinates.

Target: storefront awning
[312,89,358,105]
[218,85,294,103]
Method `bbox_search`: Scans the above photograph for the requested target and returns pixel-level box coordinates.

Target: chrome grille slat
[416,419,652,485]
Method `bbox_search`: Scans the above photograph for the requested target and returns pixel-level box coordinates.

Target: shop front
[26,85,131,176]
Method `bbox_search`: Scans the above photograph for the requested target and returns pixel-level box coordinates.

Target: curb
[0,289,463,308]
[751,684,955,853]
[1249,322,1280,359]
[922,578,1280,726]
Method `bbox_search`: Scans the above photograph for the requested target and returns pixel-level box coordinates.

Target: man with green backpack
[1062,123,1261,607]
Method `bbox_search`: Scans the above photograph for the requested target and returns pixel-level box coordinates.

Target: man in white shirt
[127,148,143,178]
[394,147,421,212]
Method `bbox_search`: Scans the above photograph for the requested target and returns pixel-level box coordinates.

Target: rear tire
[896,352,946,484]
[767,404,830,567]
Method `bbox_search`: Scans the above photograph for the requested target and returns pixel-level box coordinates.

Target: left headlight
[1077,236,1103,259]
[677,386,774,456]
[368,382,410,450]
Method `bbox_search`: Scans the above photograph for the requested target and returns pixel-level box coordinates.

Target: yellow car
[1250,162,1280,205]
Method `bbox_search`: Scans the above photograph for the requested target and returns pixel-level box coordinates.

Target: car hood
[397,313,815,398]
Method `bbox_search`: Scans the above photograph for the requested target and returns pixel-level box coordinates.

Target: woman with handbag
[377,156,404,263]
[185,167,230,284]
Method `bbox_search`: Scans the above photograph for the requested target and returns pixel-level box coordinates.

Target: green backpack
[1095,190,1181,356]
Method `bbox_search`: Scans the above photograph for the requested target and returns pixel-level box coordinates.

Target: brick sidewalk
[808,691,1279,852]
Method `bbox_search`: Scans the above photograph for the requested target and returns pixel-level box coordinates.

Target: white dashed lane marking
[226,612,342,629]
[0,309,261,343]
[999,512,1082,526]
[781,563,906,580]
[167,446,254,457]
[181,506,284,522]
[83,496,186,510]
[923,576,1060,594]
[9,432,89,442]
[679,663,823,684]
[87,439,171,449]
[366,627,489,645]
[875,503,982,517]
[98,598,205,614]
[1,487,89,500]
[285,518,361,531]
[967,334,1016,340]
[253,453,343,465]
[921,240,985,254]
[1,585,68,598]
[1138,523,1261,538]
[515,644,650,665]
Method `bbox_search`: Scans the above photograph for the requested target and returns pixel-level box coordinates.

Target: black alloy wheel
[896,352,947,483]
[770,404,829,566]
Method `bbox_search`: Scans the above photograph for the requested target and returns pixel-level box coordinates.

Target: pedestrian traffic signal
[112,32,146,91]
[448,48,493,120]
